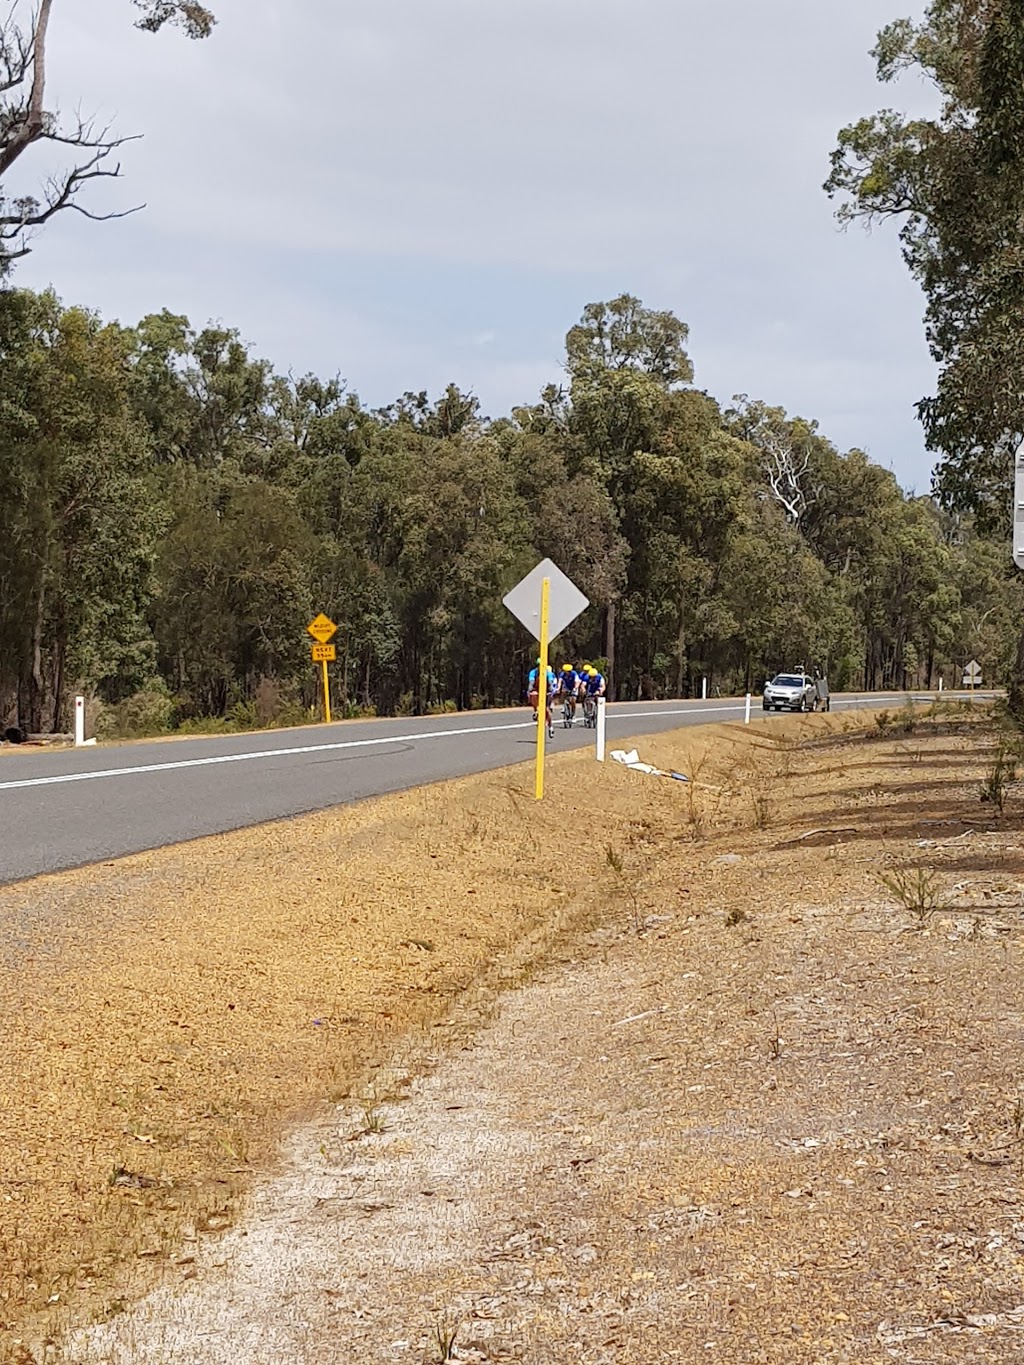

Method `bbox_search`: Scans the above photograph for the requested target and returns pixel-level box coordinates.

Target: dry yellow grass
[2,703,1022,1362]
[0,714,759,1357]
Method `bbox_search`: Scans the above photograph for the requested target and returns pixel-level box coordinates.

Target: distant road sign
[307,613,337,644]
[503,559,589,642]
[963,659,982,687]
[311,643,336,663]
[1015,451,1024,571]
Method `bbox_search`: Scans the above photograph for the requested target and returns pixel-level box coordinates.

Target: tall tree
[825,0,1024,712]
[0,289,159,731]
[563,294,694,691]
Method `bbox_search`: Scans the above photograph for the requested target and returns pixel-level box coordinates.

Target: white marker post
[74,695,85,747]
[702,676,707,700]
[596,696,607,762]
[744,692,752,725]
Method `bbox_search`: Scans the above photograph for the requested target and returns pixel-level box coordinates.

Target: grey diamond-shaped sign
[503,558,589,642]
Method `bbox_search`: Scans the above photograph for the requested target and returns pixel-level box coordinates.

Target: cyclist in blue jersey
[581,665,606,726]
[527,658,556,734]
[555,663,580,723]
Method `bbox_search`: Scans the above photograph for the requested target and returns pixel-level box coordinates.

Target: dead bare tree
[0,0,214,271]
[758,427,812,525]
[727,395,816,527]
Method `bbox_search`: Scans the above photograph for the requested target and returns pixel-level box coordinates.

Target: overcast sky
[15,0,937,487]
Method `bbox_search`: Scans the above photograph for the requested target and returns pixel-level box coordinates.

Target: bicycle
[582,694,597,728]
[561,695,576,728]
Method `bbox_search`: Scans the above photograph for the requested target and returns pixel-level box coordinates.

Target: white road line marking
[0,697,896,793]
[0,721,536,791]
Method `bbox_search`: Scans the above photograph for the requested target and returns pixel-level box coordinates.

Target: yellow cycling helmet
[561,663,573,672]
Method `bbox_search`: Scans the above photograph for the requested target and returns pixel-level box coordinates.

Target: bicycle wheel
[563,700,573,728]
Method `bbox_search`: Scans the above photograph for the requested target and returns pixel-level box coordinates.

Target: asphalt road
[0,692,938,884]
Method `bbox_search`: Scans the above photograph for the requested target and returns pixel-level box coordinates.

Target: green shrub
[227,699,261,731]
[94,683,174,739]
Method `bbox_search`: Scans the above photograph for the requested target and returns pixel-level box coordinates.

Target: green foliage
[827,1,1024,713]
[0,287,998,735]
[980,746,1017,811]
[879,866,945,925]
[94,683,174,740]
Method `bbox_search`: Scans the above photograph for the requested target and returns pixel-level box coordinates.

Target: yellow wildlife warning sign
[307,613,338,644]
[311,643,336,663]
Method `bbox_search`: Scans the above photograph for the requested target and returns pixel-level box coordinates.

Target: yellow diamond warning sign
[307,613,337,644]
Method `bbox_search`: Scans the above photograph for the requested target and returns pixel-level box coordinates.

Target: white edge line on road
[0,696,926,793]
[0,706,749,792]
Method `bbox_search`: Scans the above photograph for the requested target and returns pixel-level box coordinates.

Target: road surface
[0,692,927,884]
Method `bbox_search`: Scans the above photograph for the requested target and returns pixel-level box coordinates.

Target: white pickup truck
[762,672,829,712]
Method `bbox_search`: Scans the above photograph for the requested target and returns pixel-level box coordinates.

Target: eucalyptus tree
[826,0,1024,711]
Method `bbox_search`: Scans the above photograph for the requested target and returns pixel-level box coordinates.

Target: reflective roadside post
[596,696,607,762]
[1015,450,1024,572]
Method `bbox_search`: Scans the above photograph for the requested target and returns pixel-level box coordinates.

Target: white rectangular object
[503,558,589,642]
[74,695,85,747]
[1015,450,1024,571]
[596,696,607,762]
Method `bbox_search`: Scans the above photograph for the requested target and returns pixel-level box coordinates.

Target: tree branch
[0,144,142,247]
[0,2,213,271]
[0,0,52,177]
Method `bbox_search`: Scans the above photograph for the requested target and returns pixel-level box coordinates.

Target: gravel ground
[46,709,1024,1364]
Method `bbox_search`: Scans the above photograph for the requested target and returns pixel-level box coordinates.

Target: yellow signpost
[502,558,589,804]
[534,577,551,801]
[307,613,337,645]
[307,614,338,723]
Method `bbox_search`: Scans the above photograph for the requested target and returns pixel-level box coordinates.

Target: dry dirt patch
[1,713,760,1356]
[3,706,1024,1362]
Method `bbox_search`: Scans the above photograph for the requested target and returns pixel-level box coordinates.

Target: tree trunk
[605,599,617,700]
[674,614,685,699]
[28,576,46,733]
[340,633,349,708]
[52,629,66,733]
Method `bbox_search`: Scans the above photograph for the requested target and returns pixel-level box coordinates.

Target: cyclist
[581,665,606,725]
[556,663,580,723]
[527,657,556,732]
[587,665,607,699]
